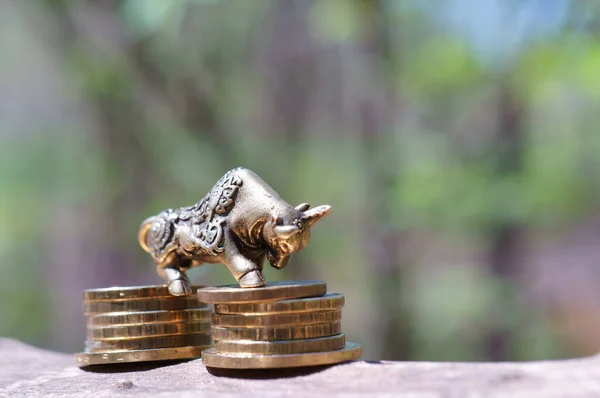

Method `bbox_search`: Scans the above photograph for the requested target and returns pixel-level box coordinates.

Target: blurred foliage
[1,0,599,361]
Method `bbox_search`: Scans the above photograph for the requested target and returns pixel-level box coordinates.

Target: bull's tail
[137,216,155,253]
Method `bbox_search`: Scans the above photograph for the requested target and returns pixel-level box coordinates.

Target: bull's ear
[274,225,300,239]
[295,203,310,212]
[302,205,332,227]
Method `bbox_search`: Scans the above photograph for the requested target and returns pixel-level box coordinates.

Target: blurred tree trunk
[42,0,159,351]
[259,0,317,281]
[485,81,526,360]
[359,0,412,360]
[258,0,412,359]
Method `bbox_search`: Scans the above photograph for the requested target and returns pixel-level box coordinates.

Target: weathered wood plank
[1,338,598,397]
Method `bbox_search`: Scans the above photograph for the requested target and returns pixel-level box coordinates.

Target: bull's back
[228,168,291,224]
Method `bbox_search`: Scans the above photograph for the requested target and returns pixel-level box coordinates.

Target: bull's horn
[295,203,310,212]
[274,225,300,238]
[302,205,332,227]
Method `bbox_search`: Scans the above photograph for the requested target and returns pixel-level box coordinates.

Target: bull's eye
[275,217,283,226]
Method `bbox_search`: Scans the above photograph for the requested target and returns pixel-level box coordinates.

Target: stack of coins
[198,280,361,369]
[76,285,213,366]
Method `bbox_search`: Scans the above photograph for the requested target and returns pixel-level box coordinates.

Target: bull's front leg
[157,265,192,296]
[227,255,265,288]
[221,233,265,288]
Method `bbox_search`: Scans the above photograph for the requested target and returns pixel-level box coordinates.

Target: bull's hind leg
[157,265,192,296]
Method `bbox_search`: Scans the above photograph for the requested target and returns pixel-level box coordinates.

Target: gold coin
[87,321,211,340]
[211,321,342,341]
[214,293,344,315]
[85,333,212,352]
[83,285,204,301]
[202,341,362,369]
[88,309,213,327]
[83,297,205,315]
[212,309,341,328]
[75,345,210,366]
[215,334,346,355]
[197,280,326,304]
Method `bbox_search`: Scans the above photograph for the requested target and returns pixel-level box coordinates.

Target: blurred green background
[1,0,600,362]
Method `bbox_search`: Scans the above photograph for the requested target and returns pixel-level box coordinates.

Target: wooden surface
[1,338,599,397]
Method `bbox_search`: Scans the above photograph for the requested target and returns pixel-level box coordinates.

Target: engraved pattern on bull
[138,168,331,295]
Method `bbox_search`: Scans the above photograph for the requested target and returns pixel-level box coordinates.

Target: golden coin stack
[75,285,213,366]
[198,280,361,369]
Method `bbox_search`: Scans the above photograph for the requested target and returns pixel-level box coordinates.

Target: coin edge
[201,341,362,369]
[75,345,211,366]
[197,281,327,304]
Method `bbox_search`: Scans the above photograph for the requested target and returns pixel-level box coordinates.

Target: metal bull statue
[138,168,331,295]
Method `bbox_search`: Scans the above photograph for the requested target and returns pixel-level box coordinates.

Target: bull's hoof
[238,270,265,288]
[168,279,192,296]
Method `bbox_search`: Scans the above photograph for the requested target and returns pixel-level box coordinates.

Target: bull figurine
[138,168,331,295]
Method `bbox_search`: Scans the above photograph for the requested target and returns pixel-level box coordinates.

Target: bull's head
[263,203,332,269]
